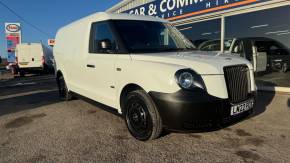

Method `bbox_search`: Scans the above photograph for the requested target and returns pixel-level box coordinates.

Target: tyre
[19,70,25,77]
[124,90,162,141]
[57,75,72,101]
[11,66,18,75]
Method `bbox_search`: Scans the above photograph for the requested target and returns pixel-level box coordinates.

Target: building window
[178,19,221,50]
[225,5,290,87]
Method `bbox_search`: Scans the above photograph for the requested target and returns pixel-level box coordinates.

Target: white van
[54,12,256,141]
[15,43,54,76]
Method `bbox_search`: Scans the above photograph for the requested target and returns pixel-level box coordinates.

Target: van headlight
[175,69,206,90]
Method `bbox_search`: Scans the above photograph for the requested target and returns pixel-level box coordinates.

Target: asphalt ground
[0,74,289,163]
[256,71,290,87]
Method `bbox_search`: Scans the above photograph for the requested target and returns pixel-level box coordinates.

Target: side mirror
[99,39,112,51]
[0,56,2,64]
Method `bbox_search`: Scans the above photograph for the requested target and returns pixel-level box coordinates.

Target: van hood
[130,51,253,75]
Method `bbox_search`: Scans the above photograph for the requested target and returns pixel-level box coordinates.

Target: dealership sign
[5,23,21,34]
[125,0,268,21]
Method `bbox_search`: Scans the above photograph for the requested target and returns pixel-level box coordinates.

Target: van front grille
[224,65,250,103]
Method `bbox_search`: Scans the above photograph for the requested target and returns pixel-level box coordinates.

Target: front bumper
[149,89,256,131]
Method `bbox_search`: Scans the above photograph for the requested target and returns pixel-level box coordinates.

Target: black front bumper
[149,89,256,131]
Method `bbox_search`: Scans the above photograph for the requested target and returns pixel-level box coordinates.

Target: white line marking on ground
[12,82,37,86]
[0,89,58,100]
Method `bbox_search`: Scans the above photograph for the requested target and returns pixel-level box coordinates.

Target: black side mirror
[99,39,112,51]
[0,56,2,64]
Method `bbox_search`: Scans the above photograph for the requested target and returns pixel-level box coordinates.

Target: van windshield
[113,20,196,53]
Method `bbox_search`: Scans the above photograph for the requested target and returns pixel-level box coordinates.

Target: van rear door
[18,44,43,68]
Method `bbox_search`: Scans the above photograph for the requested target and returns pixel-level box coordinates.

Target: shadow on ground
[72,92,122,117]
[0,74,57,97]
[253,81,277,116]
[0,90,60,116]
[253,91,275,116]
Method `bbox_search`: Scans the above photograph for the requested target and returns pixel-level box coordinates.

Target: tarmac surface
[256,71,290,87]
[0,74,289,163]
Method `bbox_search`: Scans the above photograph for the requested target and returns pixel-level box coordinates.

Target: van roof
[62,12,168,29]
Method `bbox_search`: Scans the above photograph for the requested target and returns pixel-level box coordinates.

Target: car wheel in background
[11,66,18,76]
[19,70,25,77]
[124,90,162,141]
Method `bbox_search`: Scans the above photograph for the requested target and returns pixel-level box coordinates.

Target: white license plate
[231,99,254,116]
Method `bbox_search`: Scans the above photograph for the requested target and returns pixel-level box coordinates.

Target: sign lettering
[123,0,269,21]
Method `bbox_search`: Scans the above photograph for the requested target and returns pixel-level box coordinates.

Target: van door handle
[86,64,95,68]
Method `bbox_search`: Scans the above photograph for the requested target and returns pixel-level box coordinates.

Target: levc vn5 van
[54,12,257,141]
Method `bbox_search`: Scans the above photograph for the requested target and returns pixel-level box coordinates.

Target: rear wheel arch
[56,70,63,87]
[56,70,72,101]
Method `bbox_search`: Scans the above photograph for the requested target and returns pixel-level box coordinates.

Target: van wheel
[124,90,162,141]
[11,67,18,75]
[19,71,25,77]
[57,75,72,101]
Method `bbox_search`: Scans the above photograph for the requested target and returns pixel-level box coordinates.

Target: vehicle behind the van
[16,43,54,76]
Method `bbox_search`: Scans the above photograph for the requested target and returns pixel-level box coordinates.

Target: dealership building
[107,0,290,91]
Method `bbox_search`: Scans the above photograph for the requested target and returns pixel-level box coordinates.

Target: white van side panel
[54,20,88,93]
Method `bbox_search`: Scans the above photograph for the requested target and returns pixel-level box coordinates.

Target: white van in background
[15,43,54,76]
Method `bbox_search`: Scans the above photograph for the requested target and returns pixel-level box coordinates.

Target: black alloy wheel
[124,90,162,141]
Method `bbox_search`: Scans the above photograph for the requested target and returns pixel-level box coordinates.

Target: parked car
[54,12,256,141]
[15,43,54,77]
[198,37,290,73]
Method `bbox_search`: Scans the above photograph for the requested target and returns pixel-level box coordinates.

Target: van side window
[89,22,117,53]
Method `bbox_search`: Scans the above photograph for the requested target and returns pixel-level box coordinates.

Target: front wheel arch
[124,89,163,141]
[119,83,144,115]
